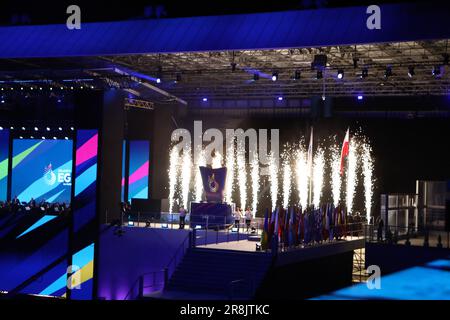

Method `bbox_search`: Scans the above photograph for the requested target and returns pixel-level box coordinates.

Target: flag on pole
[340,128,350,176]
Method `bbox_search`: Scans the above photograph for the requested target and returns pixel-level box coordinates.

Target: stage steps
[164,248,273,299]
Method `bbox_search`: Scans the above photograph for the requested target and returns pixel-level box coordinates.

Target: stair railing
[123,231,191,300]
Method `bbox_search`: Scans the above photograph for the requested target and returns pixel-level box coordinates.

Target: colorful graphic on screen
[121,140,126,202]
[11,139,73,203]
[127,140,149,201]
[70,129,98,300]
[0,130,9,201]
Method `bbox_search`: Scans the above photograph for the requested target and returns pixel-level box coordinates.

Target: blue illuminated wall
[0,129,9,201]
[11,139,73,203]
[70,129,98,300]
[127,140,149,201]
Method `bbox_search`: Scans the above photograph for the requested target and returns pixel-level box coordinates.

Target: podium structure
[189,166,234,229]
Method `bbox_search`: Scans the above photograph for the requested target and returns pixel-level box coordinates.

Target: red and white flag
[340,129,350,176]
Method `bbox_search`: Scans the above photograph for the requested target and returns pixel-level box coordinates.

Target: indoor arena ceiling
[0,40,449,102]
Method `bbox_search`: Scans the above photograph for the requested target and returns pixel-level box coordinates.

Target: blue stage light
[272,72,278,81]
[202,97,208,102]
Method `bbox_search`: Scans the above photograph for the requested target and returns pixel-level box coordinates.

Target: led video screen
[11,139,73,203]
[128,140,149,201]
[0,130,9,201]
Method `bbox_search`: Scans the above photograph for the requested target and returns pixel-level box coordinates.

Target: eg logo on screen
[43,163,72,186]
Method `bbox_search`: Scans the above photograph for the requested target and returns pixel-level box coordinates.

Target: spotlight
[156,78,161,84]
[337,69,344,79]
[432,65,441,77]
[202,97,208,102]
[30,136,34,139]
[80,86,83,89]
[1,99,4,104]
[0,88,3,91]
[271,72,278,81]
[253,73,259,81]
[64,137,69,140]
[60,87,64,90]
[316,70,323,79]
[58,127,62,131]
[42,137,45,139]
[10,126,14,130]
[0,127,3,130]
[384,66,392,78]
[231,62,237,72]
[20,87,23,90]
[34,127,38,131]
[277,96,283,101]
[19,136,23,139]
[361,67,368,79]
[408,66,415,78]
[21,127,25,130]
[70,127,74,131]
[39,87,42,90]
[321,95,326,101]
[293,70,301,80]
[57,99,62,103]
[49,87,53,91]
[53,137,57,140]
[46,127,50,131]
[70,86,74,90]
[357,95,364,100]
[30,87,34,90]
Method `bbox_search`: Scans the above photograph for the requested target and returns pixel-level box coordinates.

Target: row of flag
[260,204,348,251]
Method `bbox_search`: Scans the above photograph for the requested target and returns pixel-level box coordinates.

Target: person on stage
[179,206,187,229]
[234,207,242,231]
[244,207,252,232]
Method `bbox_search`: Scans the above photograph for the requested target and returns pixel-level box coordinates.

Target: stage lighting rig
[124,98,154,110]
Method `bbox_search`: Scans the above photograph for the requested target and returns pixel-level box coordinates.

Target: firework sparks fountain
[269,152,279,210]
[295,147,309,210]
[331,144,342,207]
[168,147,180,214]
[282,153,292,209]
[180,147,192,210]
[362,141,374,222]
[194,149,206,202]
[236,145,247,209]
[345,138,358,214]
[312,147,325,208]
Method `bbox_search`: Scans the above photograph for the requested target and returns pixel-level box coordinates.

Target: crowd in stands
[0,196,70,216]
